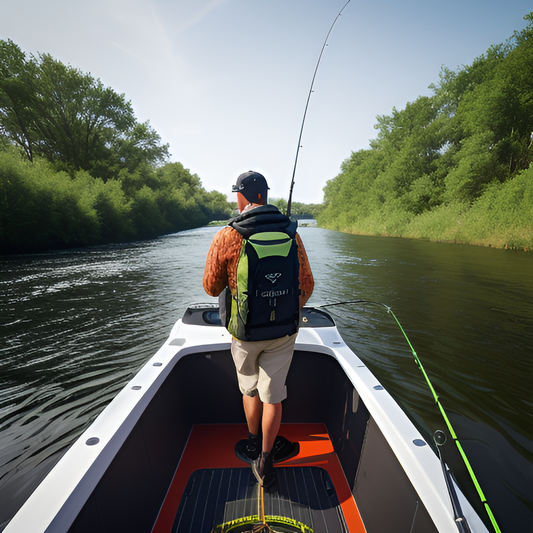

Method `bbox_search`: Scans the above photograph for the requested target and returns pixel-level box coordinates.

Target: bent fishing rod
[317,300,502,533]
[286,0,351,217]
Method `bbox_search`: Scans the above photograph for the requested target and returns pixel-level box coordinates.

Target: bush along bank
[0,151,232,254]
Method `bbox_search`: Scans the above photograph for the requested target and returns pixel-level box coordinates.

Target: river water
[1,226,532,531]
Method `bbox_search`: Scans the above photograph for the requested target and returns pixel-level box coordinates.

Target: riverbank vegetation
[318,14,533,250]
[3,12,531,255]
[0,40,232,254]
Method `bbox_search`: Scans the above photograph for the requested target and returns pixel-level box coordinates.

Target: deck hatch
[171,467,348,533]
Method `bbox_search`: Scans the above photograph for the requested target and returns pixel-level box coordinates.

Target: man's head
[232,171,269,206]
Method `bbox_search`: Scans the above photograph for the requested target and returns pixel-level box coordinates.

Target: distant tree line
[0,40,232,254]
[319,14,533,250]
[269,198,323,220]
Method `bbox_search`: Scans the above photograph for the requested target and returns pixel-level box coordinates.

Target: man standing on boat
[203,170,314,486]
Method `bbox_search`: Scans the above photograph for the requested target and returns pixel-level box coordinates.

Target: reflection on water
[0,227,532,530]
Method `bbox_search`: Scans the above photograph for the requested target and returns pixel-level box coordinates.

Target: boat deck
[152,423,366,533]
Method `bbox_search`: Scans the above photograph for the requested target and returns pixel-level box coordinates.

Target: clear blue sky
[1,1,531,204]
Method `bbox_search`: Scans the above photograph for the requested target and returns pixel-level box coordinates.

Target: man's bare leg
[242,396,281,453]
[242,394,262,436]
[261,402,282,454]
[250,401,281,485]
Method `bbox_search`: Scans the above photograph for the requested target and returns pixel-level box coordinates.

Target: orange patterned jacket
[203,226,314,308]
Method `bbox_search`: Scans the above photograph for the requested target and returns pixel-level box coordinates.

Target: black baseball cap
[232,171,269,203]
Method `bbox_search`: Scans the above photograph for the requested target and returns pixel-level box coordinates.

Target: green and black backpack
[221,205,300,342]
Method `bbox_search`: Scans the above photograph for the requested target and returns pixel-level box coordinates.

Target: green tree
[270,197,288,214]
[0,40,169,180]
[318,12,533,247]
[0,42,237,253]
[0,40,39,161]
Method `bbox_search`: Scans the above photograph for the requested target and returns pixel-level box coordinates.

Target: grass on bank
[319,166,533,251]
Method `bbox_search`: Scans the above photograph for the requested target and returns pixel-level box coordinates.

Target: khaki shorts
[231,333,297,404]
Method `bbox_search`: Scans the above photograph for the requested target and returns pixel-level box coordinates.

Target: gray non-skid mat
[171,466,348,533]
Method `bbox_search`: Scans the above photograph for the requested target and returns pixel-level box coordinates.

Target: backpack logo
[265,272,281,284]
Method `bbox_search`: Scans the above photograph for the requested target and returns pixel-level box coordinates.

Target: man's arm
[203,228,229,297]
[203,227,242,297]
[296,233,314,308]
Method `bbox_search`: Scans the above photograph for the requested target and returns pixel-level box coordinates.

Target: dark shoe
[251,451,275,487]
[235,438,260,463]
[272,436,300,463]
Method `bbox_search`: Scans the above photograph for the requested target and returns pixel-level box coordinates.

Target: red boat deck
[152,423,366,533]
